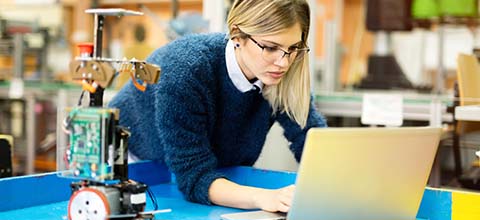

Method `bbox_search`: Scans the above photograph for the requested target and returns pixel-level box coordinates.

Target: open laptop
[221,127,442,220]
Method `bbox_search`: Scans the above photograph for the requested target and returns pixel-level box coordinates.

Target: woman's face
[234,23,303,86]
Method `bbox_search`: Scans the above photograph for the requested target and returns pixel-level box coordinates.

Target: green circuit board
[67,107,115,181]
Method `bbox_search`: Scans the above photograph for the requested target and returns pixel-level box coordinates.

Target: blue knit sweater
[109,33,327,205]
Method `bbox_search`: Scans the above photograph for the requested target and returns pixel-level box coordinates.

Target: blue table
[0,161,474,220]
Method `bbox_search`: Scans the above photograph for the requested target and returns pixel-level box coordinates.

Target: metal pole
[92,14,105,106]
[25,94,36,174]
[40,29,49,83]
[203,0,225,33]
[56,89,68,171]
[436,25,445,93]
[323,21,337,92]
[93,14,104,58]
[13,33,24,79]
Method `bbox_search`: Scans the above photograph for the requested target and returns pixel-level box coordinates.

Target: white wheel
[68,188,110,220]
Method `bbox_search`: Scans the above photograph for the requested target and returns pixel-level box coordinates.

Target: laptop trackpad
[220,210,287,220]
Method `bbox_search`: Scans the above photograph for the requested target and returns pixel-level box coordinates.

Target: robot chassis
[60,8,163,220]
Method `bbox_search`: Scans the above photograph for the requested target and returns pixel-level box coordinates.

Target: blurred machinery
[58,8,163,220]
[410,0,480,189]
[358,0,479,91]
[0,135,13,178]
[0,17,56,176]
[0,18,49,82]
[356,0,414,90]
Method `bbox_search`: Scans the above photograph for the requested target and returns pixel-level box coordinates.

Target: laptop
[221,127,442,220]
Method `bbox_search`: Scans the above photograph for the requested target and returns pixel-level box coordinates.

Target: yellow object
[457,54,480,106]
[81,80,97,93]
[456,54,480,134]
[452,190,480,219]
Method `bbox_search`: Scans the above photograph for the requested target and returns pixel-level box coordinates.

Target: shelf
[99,0,202,5]
[455,105,480,121]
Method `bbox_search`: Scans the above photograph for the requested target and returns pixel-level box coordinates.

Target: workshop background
[1,0,480,192]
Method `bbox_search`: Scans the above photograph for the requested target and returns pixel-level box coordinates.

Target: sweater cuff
[193,171,227,205]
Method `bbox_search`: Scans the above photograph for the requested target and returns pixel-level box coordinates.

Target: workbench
[0,161,479,220]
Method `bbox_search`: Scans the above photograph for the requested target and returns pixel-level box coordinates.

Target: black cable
[63,90,85,133]
[146,186,158,210]
[77,90,85,106]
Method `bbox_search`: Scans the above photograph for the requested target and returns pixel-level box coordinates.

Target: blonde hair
[227,0,312,128]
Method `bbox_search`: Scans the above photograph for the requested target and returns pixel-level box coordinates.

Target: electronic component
[68,180,150,220]
[58,8,162,220]
[63,107,117,181]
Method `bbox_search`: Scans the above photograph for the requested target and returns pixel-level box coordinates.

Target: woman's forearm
[209,178,264,209]
[208,178,295,212]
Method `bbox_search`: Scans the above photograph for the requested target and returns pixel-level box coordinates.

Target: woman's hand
[253,185,296,213]
[209,178,295,212]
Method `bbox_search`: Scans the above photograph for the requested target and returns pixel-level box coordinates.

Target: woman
[109,0,327,213]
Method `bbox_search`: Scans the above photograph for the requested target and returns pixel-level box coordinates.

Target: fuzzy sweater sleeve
[276,95,327,161]
[148,37,227,205]
[155,78,226,204]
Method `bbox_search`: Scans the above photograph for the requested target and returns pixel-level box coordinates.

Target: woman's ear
[231,37,241,48]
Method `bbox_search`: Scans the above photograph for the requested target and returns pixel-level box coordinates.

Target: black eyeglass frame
[246,35,310,63]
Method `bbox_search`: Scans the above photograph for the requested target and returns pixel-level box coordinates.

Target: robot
[57,9,164,220]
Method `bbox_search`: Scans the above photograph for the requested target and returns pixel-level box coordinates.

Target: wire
[119,62,147,91]
[146,186,158,210]
[77,90,85,106]
[63,143,70,169]
[62,107,80,134]
[129,69,147,92]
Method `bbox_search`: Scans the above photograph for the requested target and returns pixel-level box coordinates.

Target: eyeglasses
[247,35,310,63]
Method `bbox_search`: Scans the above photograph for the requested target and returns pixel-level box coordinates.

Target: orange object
[130,71,147,92]
[79,80,97,93]
[119,64,147,92]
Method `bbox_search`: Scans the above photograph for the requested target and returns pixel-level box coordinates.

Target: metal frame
[316,91,453,126]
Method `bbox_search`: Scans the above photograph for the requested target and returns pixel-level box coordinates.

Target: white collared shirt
[225,40,264,93]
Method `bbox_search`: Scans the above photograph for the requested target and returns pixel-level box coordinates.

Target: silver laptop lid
[288,127,441,220]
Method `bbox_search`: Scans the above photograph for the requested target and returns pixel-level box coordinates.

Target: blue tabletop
[0,183,244,220]
[0,161,455,220]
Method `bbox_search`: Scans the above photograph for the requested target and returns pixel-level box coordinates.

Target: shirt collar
[225,40,264,93]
